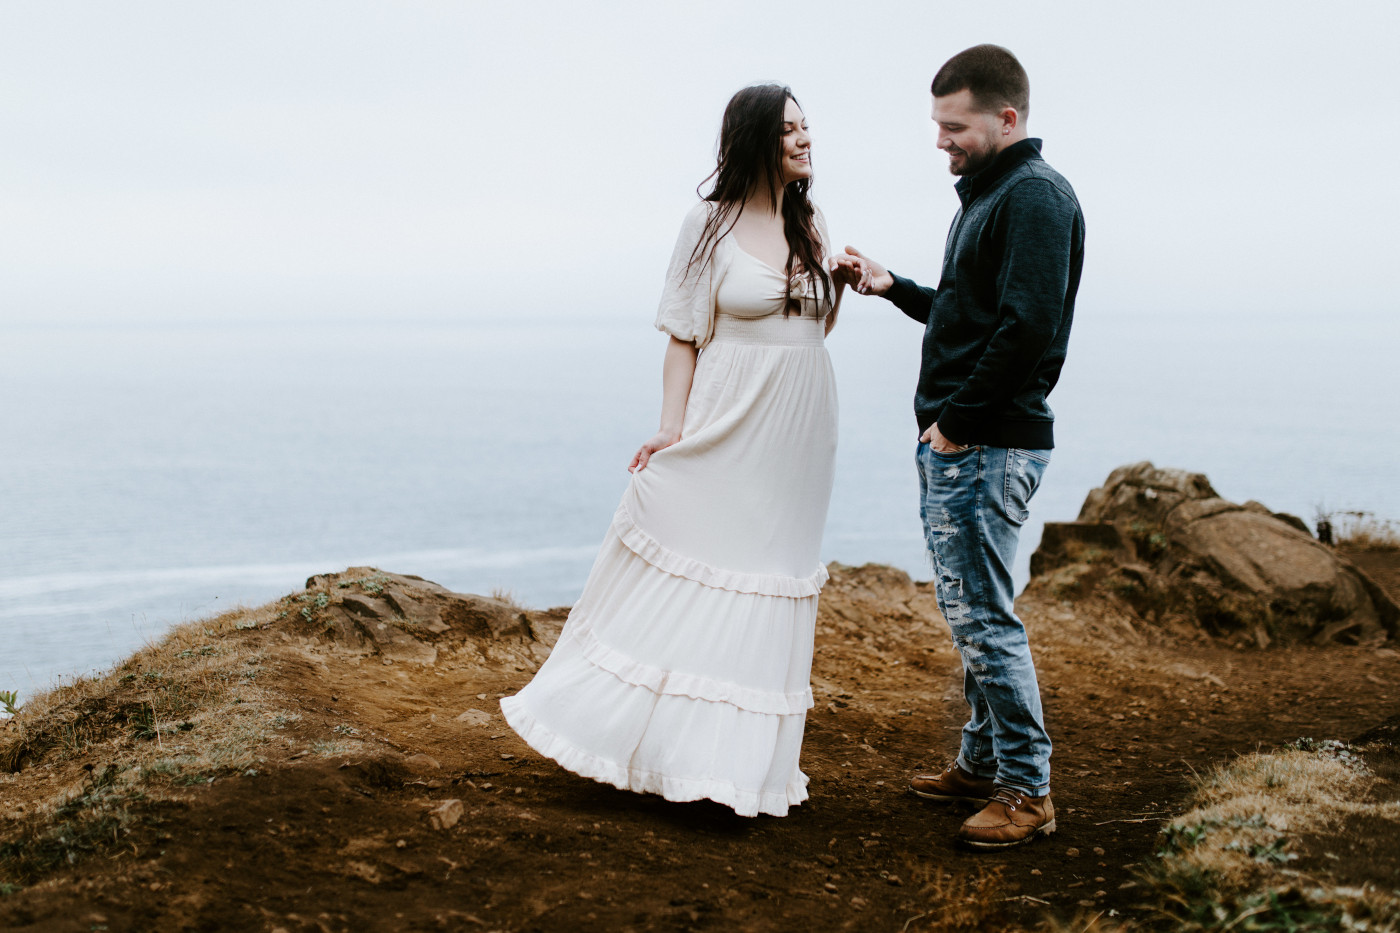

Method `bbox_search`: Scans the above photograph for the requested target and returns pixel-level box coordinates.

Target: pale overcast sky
[2,0,1396,325]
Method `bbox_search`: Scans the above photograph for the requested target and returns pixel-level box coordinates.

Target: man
[836,44,1084,848]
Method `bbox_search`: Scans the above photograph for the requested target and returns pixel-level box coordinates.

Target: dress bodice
[715,245,829,321]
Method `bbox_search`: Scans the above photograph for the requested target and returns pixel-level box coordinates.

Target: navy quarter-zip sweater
[885,137,1084,449]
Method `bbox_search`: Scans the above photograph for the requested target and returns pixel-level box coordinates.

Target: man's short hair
[931,44,1029,116]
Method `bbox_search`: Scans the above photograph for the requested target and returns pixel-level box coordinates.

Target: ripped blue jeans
[916,442,1052,796]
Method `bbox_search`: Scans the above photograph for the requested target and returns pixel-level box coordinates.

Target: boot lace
[990,786,1025,811]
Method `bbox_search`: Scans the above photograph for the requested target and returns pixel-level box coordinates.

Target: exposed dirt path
[2,556,1398,932]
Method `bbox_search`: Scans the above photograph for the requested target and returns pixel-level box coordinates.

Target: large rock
[275,568,568,669]
[1031,463,1398,645]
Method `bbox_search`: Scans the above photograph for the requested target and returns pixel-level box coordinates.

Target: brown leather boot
[907,762,995,805]
[957,787,1055,849]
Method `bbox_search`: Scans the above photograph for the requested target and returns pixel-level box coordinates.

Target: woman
[500,84,851,817]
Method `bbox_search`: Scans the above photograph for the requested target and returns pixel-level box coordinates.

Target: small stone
[1094,890,1107,898]
[395,839,406,848]
[428,799,463,830]
[456,709,492,726]
[1078,899,1096,908]
[382,658,394,666]
[1092,846,1105,856]
[1095,877,1105,883]
[886,875,902,886]
[850,896,868,910]
[823,882,838,893]
[476,693,488,700]
[405,753,442,771]
[500,753,514,760]
[1030,869,1042,876]
[1065,847,1081,858]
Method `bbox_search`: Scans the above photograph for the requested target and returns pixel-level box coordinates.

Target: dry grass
[898,863,1031,932]
[1133,740,1400,930]
[1,600,280,778]
[1328,511,1400,551]
[0,600,286,887]
[488,586,525,610]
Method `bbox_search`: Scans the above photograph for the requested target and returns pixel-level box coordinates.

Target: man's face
[932,89,1004,177]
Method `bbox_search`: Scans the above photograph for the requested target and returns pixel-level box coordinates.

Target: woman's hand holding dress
[629,431,681,473]
[628,336,699,473]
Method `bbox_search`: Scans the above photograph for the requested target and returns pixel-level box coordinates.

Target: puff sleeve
[654,202,719,348]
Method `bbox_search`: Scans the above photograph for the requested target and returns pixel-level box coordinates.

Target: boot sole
[958,818,1057,850]
[908,789,993,805]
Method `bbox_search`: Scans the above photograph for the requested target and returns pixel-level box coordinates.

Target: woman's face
[778,97,811,185]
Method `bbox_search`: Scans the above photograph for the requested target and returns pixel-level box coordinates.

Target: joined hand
[830,246,893,297]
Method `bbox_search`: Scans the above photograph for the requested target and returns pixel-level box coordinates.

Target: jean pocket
[928,444,979,458]
[1003,449,1050,524]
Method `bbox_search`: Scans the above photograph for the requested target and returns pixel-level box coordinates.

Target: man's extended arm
[883,274,935,325]
[831,246,935,323]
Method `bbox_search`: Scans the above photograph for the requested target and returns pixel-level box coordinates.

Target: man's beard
[947,135,999,177]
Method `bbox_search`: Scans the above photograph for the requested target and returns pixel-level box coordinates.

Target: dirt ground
[2,550,1398,933]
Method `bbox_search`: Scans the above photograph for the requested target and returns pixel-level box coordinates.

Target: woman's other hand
[629,431,681,473]
[829,253,864,289]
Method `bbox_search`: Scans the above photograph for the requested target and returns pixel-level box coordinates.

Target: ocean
[2,308,1395,701]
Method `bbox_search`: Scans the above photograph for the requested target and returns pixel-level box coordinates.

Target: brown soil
[1344,545,1400,601]
[3,554,1400,933]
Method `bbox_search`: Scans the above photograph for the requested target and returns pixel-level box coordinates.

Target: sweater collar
[954,137,1043,206]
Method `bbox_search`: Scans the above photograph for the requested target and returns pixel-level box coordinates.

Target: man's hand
[832,246,893,296]
[920,422,969,453]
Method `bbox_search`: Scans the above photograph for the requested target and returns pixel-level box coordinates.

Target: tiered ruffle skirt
[500,311,837,817]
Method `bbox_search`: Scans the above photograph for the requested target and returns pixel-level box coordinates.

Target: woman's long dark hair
[685,84,832,314]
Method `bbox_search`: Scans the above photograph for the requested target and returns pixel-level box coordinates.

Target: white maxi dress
[500,202,837,817]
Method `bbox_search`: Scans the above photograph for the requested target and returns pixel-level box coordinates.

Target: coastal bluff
[2,467,1398,931]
